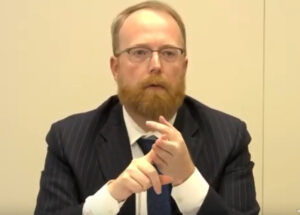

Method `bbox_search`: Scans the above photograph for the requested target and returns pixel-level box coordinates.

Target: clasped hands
[108,116,195,202]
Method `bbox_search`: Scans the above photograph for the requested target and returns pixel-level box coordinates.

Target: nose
[148,51,162,73]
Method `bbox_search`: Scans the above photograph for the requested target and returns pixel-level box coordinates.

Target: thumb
[144,149,155,163]
[159,175,173,185]
[145,150,173,185]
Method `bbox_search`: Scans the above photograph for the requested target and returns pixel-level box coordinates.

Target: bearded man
[35,1,260,215]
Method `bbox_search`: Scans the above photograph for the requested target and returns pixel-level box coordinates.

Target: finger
[161,134,168,140]
[137,156,162,194]
[152,143,173,162]
[144,149,155,163]
[154,137,175,154]
[146,147,168,172]
[127,167,151,191]
[146,168,162,194]
[151,149,168,171]
[159,115,173,127]
[159,175,173,185]
[121,172,144,194]
[145,120,171,135]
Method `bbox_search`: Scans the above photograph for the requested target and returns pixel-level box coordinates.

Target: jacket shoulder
[51,95,121,132]
[184,95,245,126]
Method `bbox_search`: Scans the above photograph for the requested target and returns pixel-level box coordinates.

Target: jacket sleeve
[34,123,83,215]
[198,122,260,215]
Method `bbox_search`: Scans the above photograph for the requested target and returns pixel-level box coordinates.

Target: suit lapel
[174,101,204,164]
[93,102,135,215]
[93,103,133,180]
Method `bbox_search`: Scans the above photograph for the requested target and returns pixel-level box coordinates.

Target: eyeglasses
[115,46,185,63]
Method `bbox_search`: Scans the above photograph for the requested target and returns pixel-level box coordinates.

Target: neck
[124,106,150,132]
[123,106,176,132]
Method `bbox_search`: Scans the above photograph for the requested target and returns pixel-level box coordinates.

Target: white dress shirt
[83,107,209,215]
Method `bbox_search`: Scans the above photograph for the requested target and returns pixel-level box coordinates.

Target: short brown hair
[111,1,186,56]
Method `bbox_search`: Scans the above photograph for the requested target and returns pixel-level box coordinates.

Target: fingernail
[154,187,161,195]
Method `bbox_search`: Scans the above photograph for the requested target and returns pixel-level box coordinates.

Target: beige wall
[264,0,300,214]
[0,1,299,214]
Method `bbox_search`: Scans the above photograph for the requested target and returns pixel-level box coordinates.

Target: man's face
[110,9,188,121]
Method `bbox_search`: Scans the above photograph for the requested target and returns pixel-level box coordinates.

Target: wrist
[107,180,128,203]
[173,165,195,186]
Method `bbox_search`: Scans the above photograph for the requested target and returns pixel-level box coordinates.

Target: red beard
[118,75,185,121]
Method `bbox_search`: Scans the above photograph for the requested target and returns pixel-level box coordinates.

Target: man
[35,1,260,215]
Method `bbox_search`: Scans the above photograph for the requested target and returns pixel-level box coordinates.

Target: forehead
[118,9,183,48]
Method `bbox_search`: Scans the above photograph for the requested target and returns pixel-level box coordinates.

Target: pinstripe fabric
[34,95,260,215]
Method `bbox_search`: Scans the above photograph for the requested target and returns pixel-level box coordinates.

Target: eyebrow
[129,44,182,49]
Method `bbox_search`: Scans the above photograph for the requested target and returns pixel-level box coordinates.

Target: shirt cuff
[171,168,209,214]
[83,182,124,215]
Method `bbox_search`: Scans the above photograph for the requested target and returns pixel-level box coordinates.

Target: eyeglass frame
[114,46,186,63]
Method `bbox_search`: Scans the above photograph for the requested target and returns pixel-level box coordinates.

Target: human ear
[110,56,119,81]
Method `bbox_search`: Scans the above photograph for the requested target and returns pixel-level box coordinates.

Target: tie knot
[137,135,157,154]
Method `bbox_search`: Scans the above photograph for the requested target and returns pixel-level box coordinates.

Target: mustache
[141,76,169,89]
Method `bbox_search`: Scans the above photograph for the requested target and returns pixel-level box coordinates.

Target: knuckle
[131,158,139,165]
[149,168,157,176]
[148,169,158,181]
[126,167,134,175]
[123,172,131,181]
[144,178,151,187]
[138,183,146,191]
[120,174,131,185]
[174,143,181,151]
[127,162,137,171]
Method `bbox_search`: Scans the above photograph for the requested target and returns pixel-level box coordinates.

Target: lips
[142,77,168,91]
[146,83,165,90]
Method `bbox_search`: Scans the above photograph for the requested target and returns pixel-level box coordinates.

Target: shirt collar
[122,106,176,146]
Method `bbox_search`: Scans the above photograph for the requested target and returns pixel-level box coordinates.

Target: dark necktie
[137,136,172,215]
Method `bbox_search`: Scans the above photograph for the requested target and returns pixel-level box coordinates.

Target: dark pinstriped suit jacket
[34,95,260,215]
